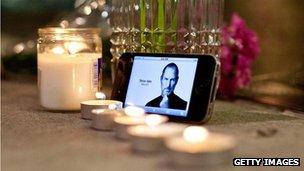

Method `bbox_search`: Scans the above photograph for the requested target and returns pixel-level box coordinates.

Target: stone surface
[2,79,304,171]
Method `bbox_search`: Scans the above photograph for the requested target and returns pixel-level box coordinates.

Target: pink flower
[219,13,260,99]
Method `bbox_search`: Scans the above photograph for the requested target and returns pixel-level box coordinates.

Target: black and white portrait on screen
[145,63,187,110]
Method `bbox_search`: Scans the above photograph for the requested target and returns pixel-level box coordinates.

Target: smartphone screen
[124,56,198,117]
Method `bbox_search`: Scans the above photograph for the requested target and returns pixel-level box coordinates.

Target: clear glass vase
[109,0,224,81]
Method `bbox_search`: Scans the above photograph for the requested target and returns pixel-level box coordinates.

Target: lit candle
[165,126,236,166]
[91,109,123,131]
[127,117,187,153]
[127,123,186,152]
[39,52,101,110]
[81,92,123,119]
[37,28,102,111]
[182,126,209,144]
[113,106,146,140]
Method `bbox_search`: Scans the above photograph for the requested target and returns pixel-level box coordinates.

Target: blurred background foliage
[1,0,304,110]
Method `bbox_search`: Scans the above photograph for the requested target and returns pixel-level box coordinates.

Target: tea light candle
[113,106,146,140]
[127,116,186,153]
[81,94,123,119]
[91,109,123,131]
[165,126,236,166]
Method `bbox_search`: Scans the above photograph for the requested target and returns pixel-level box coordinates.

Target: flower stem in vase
[154,0,165,52]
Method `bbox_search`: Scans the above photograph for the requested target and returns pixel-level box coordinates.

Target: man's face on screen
[161,67,178,96]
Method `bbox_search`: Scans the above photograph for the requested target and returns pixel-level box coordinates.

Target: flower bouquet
[219,13,260,99]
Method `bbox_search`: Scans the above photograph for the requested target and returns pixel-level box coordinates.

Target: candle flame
[52,46,65,54]
[183,126,209,143]
[124,106,145,117]
[65,42,87,54]
[145,114,168,127]
[92,109,105,114]
[95,92,106,100]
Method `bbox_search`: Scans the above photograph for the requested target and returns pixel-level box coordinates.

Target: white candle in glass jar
[38,52,101,110]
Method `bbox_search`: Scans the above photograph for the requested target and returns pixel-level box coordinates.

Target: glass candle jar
[37,27,102,111]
